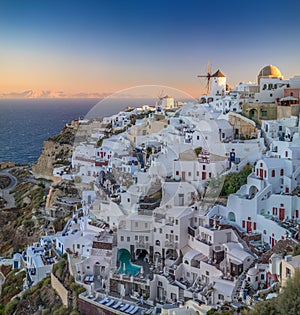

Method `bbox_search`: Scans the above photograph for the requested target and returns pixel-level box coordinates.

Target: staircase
[166,274,175,285]
[178,288,185,304]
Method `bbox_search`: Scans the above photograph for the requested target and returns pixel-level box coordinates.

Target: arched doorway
[166,249,178,261]
[135,249,148,262]
[249,108,258,119]
[228,212,236,222]
[248,185,258,199]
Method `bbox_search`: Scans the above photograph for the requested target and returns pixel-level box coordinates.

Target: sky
[0,0,300,98]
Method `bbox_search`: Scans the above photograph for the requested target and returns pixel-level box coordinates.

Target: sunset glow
[0,0,299,98]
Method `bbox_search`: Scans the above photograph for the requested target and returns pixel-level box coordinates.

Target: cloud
[0,90,113,99]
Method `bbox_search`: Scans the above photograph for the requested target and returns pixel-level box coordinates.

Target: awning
[280,96,298,101]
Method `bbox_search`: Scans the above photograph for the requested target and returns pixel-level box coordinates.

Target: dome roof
[258,65,282,78]
[247,267,259,276]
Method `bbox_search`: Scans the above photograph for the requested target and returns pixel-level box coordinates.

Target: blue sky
[0,0,299,97]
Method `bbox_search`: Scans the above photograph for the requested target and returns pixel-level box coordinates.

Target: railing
[135,242,149,250]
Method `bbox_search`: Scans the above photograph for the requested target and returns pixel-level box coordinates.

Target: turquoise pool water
[117,248,141,276]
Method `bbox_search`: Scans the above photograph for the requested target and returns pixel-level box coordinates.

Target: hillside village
[2,65,300,315]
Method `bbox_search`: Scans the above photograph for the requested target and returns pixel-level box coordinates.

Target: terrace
[79,291,153,315]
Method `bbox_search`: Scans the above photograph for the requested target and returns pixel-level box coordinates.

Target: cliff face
[32,121,79,180]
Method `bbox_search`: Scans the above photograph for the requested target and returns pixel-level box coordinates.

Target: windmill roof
[212,69,226,78]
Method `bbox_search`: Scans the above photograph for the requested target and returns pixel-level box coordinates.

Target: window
[261,110,267,117]
[160,228,162,234]
[145,236,149,241]
[135,236,138,241]
[188,172,191,177]
[176,171,179,176]
[280,169,284,176]
[286,268,291,278]
[175,220,178,225]
[253,222,257,230]
[296,210,299,218]
[206,271,209,276]
[145,223,148,228]
[175,235,178,241]
[203,165,206,170]
[261,274,265,280]
[128,198,130,203]
[121,236,124,241]
[77,244,80,249]
[209,172,212,178]
[135,222,138,227]
[272,170,275,177]
[218,294,224,300]
[242,220,245,228]
[127,237,130,242]
[196,171,199,176]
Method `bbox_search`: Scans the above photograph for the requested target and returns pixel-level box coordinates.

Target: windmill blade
[207,60,212,76]
[158,90,165,99]
[197,60,213,95]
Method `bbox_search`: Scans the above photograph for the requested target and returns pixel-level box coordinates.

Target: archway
[135,249,149,262]
[166,249,178,261]
[248,185,258,199]
[249,108,258,119]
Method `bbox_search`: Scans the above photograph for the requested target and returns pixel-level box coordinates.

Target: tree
[246,271,300,315]
[220,164,252,196]
[293,244,300,256]
[276,271,300,315]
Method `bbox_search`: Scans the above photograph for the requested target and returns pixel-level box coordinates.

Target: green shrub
[4,298,19,315]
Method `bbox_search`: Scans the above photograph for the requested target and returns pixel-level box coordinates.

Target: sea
[0,98,156,164]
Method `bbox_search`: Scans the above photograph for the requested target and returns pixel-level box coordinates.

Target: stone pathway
[0,169,17,209]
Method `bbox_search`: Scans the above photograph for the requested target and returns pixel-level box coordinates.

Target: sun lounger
[125,305,135,313]
[130,306,139,314]
[112,301,122,309]
[99,297,109,304]
[120,303,130,311]
[106,299,115,307]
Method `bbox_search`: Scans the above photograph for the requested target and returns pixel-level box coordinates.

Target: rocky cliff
[32,121,79,180]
